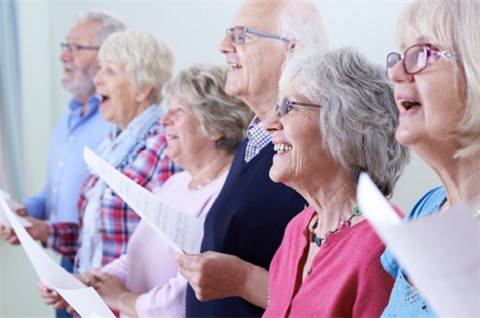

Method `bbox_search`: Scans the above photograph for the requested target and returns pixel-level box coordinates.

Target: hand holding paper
[0,193,115,317]
[357,172,479,317]
[0,189,32,228]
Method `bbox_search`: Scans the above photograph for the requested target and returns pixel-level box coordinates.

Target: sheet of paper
[0,195,115,318]
[357,173,479,317]
[83,146,204,254]
[0,189,32,227]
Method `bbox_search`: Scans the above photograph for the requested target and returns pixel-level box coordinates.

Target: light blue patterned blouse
[380,186,447,318]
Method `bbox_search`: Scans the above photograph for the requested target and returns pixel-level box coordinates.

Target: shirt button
[68,136,74,141]
[308,268,312,275]
[53,188,58,193]
[58,161,64,167]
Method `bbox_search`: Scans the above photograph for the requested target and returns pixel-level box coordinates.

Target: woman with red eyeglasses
[381,0,480,317]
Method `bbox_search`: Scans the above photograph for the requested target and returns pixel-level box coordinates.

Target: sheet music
[83,146,204,254]
[357,173,479,317]
[0,194,115,317]
[0,188,33,228]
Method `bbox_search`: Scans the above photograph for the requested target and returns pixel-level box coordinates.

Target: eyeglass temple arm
[245,28,290,42]
[289,101,322,109]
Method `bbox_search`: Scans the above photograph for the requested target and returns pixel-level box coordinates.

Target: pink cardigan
[264,206,403,318]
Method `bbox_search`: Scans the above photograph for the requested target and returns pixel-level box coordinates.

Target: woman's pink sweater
[264,205,403,318]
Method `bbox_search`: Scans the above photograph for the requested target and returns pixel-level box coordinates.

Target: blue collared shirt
[23,95,111,223]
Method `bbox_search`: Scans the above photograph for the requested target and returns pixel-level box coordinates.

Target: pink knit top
[264,205,403,318]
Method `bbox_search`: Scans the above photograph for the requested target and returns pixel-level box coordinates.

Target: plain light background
[1,1,441,317]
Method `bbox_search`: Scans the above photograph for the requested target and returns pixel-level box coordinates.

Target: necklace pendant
[314,236,321,247]
[338,219,349,230]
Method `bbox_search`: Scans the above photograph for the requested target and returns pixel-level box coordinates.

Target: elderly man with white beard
[0,9,125,318]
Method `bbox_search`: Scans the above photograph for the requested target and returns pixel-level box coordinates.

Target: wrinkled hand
[90,269,129,312]
[174,251,250,302]
[0,224,20,244]
[37,281,68,310]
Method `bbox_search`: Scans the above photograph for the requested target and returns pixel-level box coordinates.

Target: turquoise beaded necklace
[309,207,362,247]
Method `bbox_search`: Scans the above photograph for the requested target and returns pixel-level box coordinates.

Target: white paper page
[357,172,480,317]
[0,189,33,228]
[83,146,204,254]
[0,195,115,318]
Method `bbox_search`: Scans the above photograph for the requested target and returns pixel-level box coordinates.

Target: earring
[136,96,143,102]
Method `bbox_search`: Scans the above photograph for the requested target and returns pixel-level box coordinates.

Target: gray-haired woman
[263,46,409,317]
[80,65,253,317]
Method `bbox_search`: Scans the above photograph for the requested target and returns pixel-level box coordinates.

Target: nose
[264,106,283,135]
[59,47,72,63]
[160,110,173,126]
[93,68,103,89]
[218,33,236,54]
[388,60,414,84]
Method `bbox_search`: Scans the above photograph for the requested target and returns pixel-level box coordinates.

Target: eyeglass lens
[386,45,428,77]
[231,27,245,45]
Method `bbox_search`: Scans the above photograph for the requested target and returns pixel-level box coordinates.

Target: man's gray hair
[163,65,254,154]
[278,0,329,49]
[280,46,410,197]
[75,9,126,42]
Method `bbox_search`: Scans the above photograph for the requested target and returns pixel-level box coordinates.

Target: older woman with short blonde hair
[33,29,181,312]
[381,0,480,316]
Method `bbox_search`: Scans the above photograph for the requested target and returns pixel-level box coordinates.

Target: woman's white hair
[396,0,480,158]
[162,65,254,154]
[98,30,175,105]
[280,46,410,197]
[75,9,126,42]
[278,0,329,49]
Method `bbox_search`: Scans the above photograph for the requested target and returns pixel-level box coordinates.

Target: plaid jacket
[46,122,181,267]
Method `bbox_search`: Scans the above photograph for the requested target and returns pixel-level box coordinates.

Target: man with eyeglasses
[0,9,125,318]
[175,1,328,317]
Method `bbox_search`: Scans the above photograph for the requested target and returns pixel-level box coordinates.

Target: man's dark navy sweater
[186,138,307,317]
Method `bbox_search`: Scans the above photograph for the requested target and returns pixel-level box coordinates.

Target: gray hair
[163,65,254,154]
[280,46,410,197]
[98,30,175,105]
[75,9,126,42]
[278,0,329,49]
[396,0,480,158]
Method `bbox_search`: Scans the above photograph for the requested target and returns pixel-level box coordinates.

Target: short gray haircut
[98,30,175,105]
[278,0,329,49]
[163,65,254,154]
[280,46,410,197]
[75,9,126,43]
[396,0,480,158]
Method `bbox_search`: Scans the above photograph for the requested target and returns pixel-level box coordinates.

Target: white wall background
[1,1,441,317]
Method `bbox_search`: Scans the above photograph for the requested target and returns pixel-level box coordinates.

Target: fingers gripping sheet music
[0,189,32,227]
[357,173,480,318]
[83,146,204,254]
[0,195,115,318]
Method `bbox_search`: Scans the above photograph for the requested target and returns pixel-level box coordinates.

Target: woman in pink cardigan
[261,47,408,317]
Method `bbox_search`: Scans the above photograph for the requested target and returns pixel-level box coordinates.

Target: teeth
[274,143,292,153]
[229,63,241,69]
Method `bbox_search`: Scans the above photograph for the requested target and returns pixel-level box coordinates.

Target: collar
[68,94,101,115]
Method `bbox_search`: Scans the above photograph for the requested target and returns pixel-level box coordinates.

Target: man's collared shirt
[244,116,272,162]
[23,95,111,223]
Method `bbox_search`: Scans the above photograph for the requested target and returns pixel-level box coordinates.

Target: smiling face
[389,35,467,154]
[93,59,144,129]
[160,98,217,169]
[59,21,101,100]
[264,80,334,189]
[218,1,290,119]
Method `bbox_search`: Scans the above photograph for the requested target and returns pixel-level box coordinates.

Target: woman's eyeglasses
[275,98,322,117]
[386,44,456,77]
